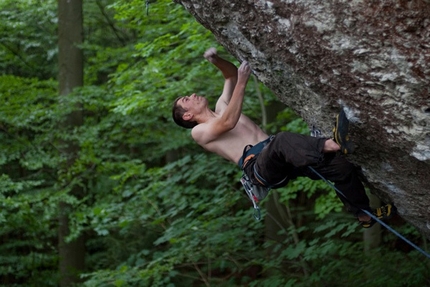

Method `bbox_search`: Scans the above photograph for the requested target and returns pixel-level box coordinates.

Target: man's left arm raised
[203,48,238,113]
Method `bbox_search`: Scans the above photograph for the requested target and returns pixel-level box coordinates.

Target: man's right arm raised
[203,48,238,113]
[192,61,252,146]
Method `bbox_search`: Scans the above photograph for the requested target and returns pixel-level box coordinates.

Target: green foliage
[1,0,428,286]
[0,0,57,79]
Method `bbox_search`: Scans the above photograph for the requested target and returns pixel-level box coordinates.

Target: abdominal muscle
[202,114,269,164]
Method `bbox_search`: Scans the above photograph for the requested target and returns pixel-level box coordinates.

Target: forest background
[0,0,428,286]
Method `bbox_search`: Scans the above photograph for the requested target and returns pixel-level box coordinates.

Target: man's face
[178,93,207,114]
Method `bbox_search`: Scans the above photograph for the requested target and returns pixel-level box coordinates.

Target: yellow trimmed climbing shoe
[359,203,395,228]
[373,203,395,220]
[359,218,376,228]
[333,109,354,154]
[358,204,395,228]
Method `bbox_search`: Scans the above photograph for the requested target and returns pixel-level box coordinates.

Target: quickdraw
[241,175,261,221]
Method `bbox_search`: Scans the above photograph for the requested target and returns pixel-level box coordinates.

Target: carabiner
[253,205,261,221]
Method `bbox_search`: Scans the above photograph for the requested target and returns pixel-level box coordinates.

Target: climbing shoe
[333,109,354,154]
[373,203,395,220]
[358,203,395,228]
[359,218,376,229]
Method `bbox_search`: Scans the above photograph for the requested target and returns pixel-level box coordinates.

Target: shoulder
[191,120,220,146]
[191,123,210,145]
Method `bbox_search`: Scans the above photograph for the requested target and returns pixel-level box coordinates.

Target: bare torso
[194,113,269,164]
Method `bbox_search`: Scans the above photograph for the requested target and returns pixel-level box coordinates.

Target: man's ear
[182,112,193,121]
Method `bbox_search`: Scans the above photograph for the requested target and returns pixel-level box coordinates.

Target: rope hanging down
[308,166,430,260]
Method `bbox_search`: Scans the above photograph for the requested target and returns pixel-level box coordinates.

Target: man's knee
[338,160,358,181]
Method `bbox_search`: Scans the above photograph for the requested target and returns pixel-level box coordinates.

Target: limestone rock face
[174,0,430,237]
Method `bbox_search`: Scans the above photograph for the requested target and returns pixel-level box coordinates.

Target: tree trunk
[364,193,381,253]
[58,0,85,286]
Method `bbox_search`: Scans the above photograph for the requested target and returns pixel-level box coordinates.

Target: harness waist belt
[238,136,274,168]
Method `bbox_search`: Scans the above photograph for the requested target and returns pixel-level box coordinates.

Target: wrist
[208,55,219,63]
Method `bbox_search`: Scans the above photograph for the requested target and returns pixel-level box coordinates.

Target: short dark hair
[172,97,198,129]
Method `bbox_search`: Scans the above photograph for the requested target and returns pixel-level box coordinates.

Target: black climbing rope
[308,166,430,260]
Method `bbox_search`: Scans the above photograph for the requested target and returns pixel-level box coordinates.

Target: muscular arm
[219,62,251,129]
[192,60,252,145]
[203,48,238,113]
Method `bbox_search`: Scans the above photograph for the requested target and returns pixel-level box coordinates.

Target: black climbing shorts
[251,132,326,188]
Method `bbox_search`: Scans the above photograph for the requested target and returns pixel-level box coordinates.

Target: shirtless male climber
[172,47,393,228]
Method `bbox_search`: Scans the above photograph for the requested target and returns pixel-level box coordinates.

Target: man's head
[172,94,204,129]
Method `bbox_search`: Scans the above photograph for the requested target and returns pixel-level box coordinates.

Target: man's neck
[196,108,217,124]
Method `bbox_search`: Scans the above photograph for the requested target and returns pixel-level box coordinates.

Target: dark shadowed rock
[174,0,430,238]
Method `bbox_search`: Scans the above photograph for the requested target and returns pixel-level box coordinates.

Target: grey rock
[174,0,430,237]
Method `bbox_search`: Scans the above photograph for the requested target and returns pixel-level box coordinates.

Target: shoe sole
[374,204,396,220]
[333,109,354,154]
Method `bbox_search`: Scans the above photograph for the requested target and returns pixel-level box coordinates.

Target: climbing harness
[308,166,430,260]
[310,125,322,138]
[238,136,274,167]
[239,136,275,221]
[241,174,263,221]
[145,0,150,15]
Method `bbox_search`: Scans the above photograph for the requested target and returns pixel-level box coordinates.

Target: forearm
[210,55,237,79]
[220,82,246,129]
[204,48,237,79]
[218,60,251,130]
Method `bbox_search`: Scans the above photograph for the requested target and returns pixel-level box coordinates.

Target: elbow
[225,76,237,86]
[216,118,236,134]
[223,118,237,131]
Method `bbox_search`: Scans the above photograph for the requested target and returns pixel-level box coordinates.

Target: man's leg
[255,132,364,207]
[254,132,390,227]
[254,132,328,188]
[306,153,372,217]
[307,156,395,228]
